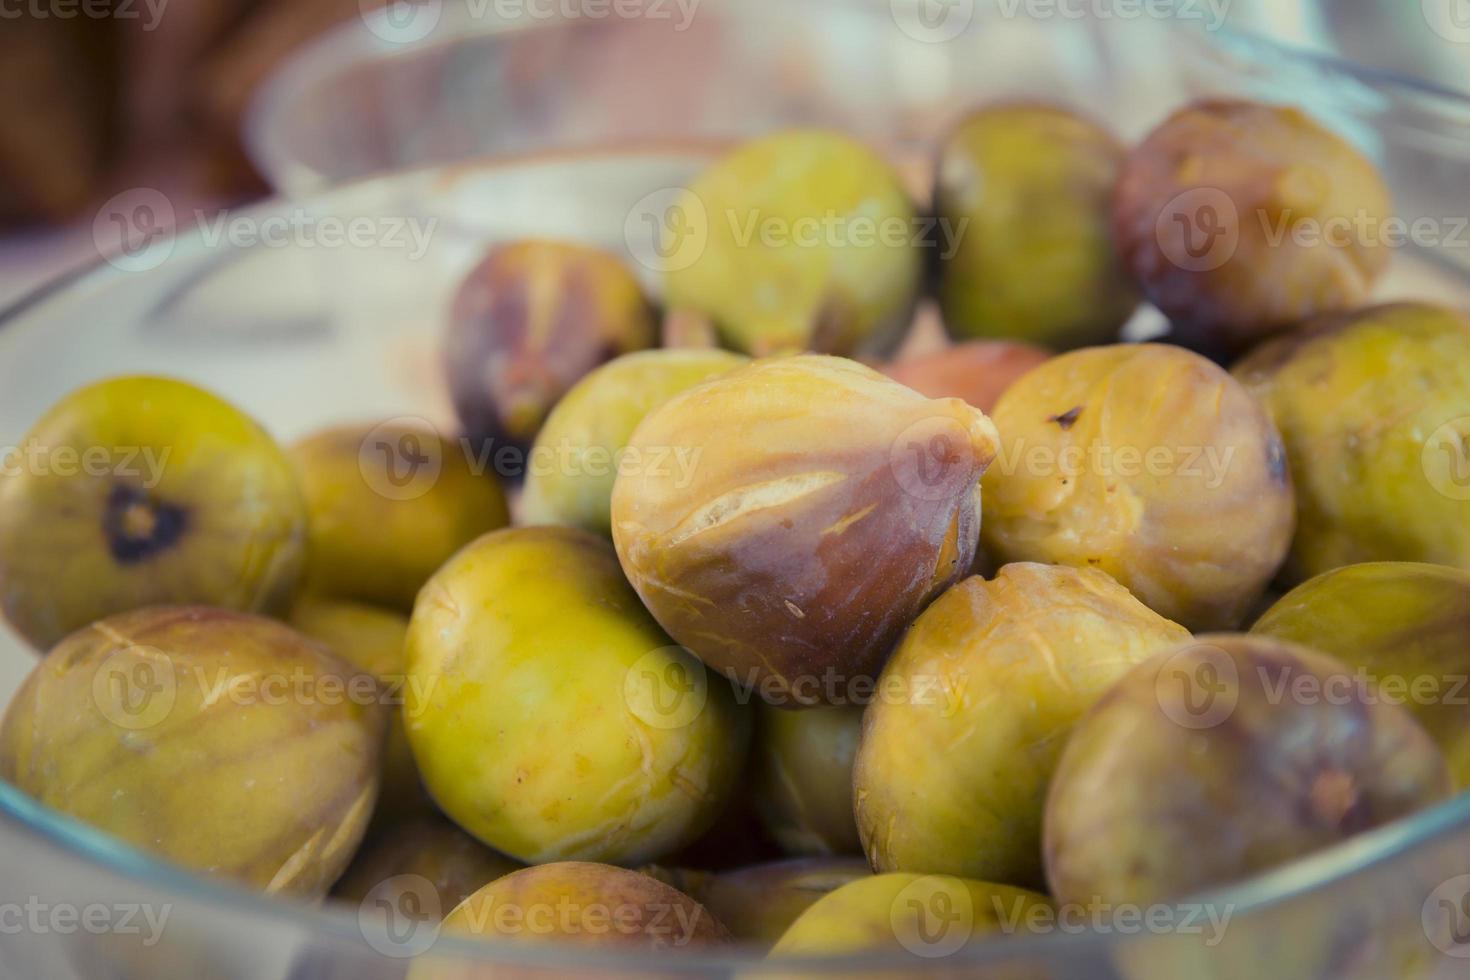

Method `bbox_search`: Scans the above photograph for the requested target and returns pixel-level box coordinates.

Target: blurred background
[0,0,1466,306]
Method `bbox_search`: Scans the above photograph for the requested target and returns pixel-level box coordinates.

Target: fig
[611,354,1001,707]
[1043,634,1451,908]
[769,872,1051,958]
[935,104,1137,349]
[1113,99,1392,355]
[663,766,786,871]
[286,598,428,828]
[0,376,307,650]
[677,857,869,949]
[0,606,383,897]
[662,130,921,357]
[404,526,750,865]
[1252,561,1470,787]
[882,340,1050,414]
[753,703,863,856]
[444,240,657,454]
[1233,302,1470,582]
[436,862,731,950]
[290,422,510,612]
[981,343,1294,631]
[520,348,747,537]
[854,563,1190,887]
[332,814,521,915]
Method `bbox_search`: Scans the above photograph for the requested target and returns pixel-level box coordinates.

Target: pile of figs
[2,94,1469,978]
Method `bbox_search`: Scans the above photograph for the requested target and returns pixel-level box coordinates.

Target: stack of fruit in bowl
[1,93,1468,975]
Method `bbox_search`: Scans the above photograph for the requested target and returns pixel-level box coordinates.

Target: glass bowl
[5,1,1470,976]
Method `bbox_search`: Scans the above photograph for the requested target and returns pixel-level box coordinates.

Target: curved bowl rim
[241,0,1470,193]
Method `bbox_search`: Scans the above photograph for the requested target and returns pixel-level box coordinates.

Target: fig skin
[332,814,522,914]
[1233,302,1470,582]
[769,872,1051,958]
[882,340,1050,415]
[0,376,307,650]
[662,765,786,871]
[981,343,1294,631]
[1252,561,1470,787]
[0,606,383,897]
[444,240,657,454]
[521,348,748,537]
[935,104,1138,349]
[1043,634,1451,909]
[437,862,732,949]
[854,563,1189,887]
[663,129,922,358]
[1113,99,1391,356]
[290,422,510,612]
[753,703,863,856]
[648,857,870,950]
[286,598,428,829]
[611,354,1001,707]
[404,526,750,866]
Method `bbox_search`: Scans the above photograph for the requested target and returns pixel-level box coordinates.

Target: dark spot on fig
[103,484,189,565]
[1049,406,1083,430]
[1267,435,1289,486]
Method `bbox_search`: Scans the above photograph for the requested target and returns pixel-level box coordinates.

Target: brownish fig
[1044,634,1450,908]
[882,341,1050,414]
[1252,561,1470,788]
[443,240,657,454]
[437,862,731,950]
[611,354,1000,707]
[0,606,383,898]
[332,815,522,915]
[690,857,870,950]
[981,343,1294,631]
[1113,99,1391,355]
